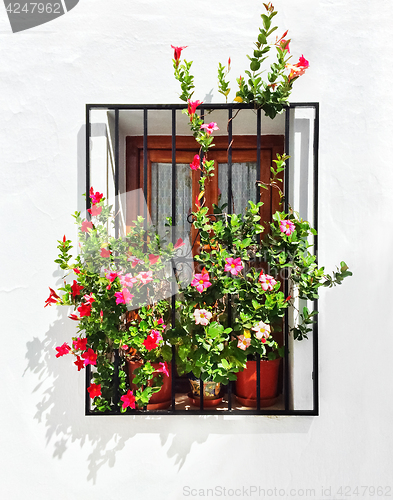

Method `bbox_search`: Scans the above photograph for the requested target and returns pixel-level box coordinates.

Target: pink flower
[74,356,85,371]
[127,255,144,267]
[190,154,200,171]
[149,254,160,265]
[44,287,60,307]
[187,100,202,119]
[286,55,309,81]
[200,122,219,135]
[83,293,95,304]
[279,219,295,236]
[224,257,244,276]
[100,310,104,320]
[77,302,92,317]
[119,274,138,288]
[157,362,169,377]
[87,204,102,217]
[193,308,213,326]
[137,271,153,285]
[174,238,185,249]
[55,343,71,358]
[258,273,277,291]
[191,272,212,293]
[105,271,119,282]
[73,337,88,351]
[171,45,187,65]
[71,280,84,298]
[252,321,271,340]
[157,318,165,326]
[115,289,134,305]
[100,247,111,258]
[298,55,309,68]
[120,390,136,409]
[82,348,97,366]
[237,335,251,351]
[89,187,103,205]
[81,220,93,233]
[87,383,101,399]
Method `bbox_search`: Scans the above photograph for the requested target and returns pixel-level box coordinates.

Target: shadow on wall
[23,123,314,484]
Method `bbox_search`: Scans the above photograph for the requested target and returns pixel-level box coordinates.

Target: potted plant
[46,188,184,412]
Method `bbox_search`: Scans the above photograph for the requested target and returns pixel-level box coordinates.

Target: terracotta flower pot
[127,361,172,410]
[235,358,281,408]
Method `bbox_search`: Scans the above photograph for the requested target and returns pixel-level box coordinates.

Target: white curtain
[218,162,257,214]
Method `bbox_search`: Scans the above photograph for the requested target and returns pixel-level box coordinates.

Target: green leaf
[250,60,261,72]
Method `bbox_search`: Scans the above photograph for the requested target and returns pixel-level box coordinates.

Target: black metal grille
[85,102,320,416]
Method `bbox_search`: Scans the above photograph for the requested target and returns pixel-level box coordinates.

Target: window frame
[85,102,320,416]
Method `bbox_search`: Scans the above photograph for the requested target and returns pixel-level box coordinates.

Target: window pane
[151,162,192,237]
[218,162,257,213]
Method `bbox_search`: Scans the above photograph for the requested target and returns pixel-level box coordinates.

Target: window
[86,103,319,415]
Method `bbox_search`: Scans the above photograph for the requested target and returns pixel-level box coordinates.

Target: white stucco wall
[1,0,392,498]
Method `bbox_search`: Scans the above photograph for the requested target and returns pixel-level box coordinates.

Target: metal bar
[256,353,261,411]
[86,102,320,111]
[256,108,261,205]
[284,106,290,411]
[143,109,148,221]
[114,109,120,239]
[85,364,91,415]
[85,105,91,212]
[227,107,233,411]
[228,108,233,214]
[171,108,177,412]
[84,408,319,416]
[113,349,120,412]
[313,103,320,416]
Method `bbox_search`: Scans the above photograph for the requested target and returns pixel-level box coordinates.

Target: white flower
[193,309,212,326]
[252,321,271,340]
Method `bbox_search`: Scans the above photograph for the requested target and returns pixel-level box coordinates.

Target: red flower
[143,335,158,351]
[44,287,60,307]
[171,45,187,65]
[81,220,93,233]
[174,238,185,249]
[100,247,111,258]
[89,187,103,205]
[88,204,102,217]
[68,314,80,321]
[74,268,81,274]
[82,348,97,366]
[55,343,71,358]
[120,390,136,409]
[63,235,66,243]
[74,356,85,371]
[73,337,88,351]
[195,195,201,210]
[71,280,84,298]
[77,302,92,317]
[187,99,202,119]
[190,154,200,171]
[149,254,160,265]
[87,383,101,399]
